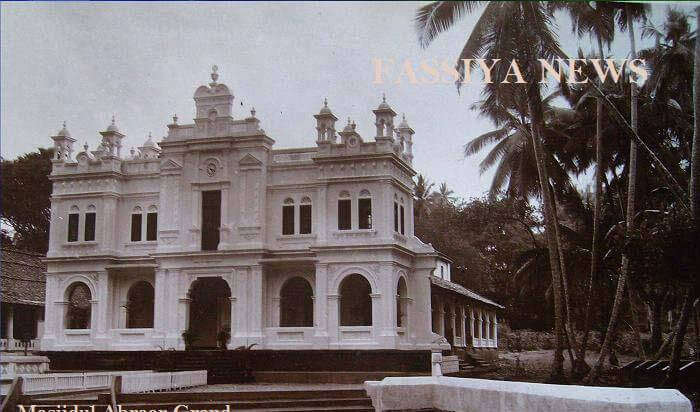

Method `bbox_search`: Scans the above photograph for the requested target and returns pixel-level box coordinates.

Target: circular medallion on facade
[348,137,358,147]
[206,162,217,177]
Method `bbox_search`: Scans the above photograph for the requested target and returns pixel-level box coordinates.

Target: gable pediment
[239,153,262,166]
[160,158,183,171]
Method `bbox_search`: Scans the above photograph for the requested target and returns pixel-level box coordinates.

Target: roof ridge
[1,247,46,257]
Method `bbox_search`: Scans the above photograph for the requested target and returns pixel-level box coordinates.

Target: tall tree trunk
[550,185,576,368]
[627,287,646,359]
[528,92,566,382]
[665,5,700,385]
[649,300,664,354]
[576,36,607,377]
[588,10,639,384]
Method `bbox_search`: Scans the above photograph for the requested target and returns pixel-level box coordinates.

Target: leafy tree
[1,148,54,253]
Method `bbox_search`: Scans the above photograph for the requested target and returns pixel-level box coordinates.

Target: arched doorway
[279,277,313,327]
[127,281,154,328]
[339,274,372,326]
[188,277,231,348]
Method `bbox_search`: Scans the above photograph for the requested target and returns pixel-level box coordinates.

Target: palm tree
[414,174,435,220]
[556,0,616,376]
[416,1,569,381]
[587,2,649,384]
[665,5,700,386]
[431,182,457,206]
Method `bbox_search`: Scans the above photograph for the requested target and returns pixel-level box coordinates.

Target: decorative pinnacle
[172,114,178,124]
[251,107,256,117]
[211,65,219,83]
[63,121,67,128]
[402,113,406,121]
[324,98,328,107]
[84,142,89,151]
[347,116,351,124]
[111,114,116,125]
[382,93,386,103]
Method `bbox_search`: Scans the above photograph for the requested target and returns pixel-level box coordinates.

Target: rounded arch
[87,204,96,212]
[187,276,232,348]
[396,276,408,328]
[283,197,295,205]
[147,205,158,213]
[70,205,80,212]
[126,281,154,328]
[300,196,312,204]
[132,205,143,213]
[338,190,350,199]
[359,189,371,197]
[339,273,372,326]
[332,267,378,295]
[279,276,314,327]
[65,281,92,329]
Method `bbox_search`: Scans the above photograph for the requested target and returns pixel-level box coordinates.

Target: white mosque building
[41,67,502,354]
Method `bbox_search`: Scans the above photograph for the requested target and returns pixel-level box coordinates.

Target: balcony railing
[0,338,40,352]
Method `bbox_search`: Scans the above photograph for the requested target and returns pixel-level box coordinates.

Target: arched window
[66,282,91,329]
[339,274,372,326]
[338,191,351,230]
[282,198,295,235]
[68,206,80,242]
[358,190,372,229]
[84,205,96,242]
[300,197,312,234]
[397,277,407,327]
[279,277,313,327]
[131,206,143,242]
[127,281,154,328]
[146,206,158,241]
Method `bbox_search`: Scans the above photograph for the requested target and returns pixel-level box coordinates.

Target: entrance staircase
[449,349,498,377]
[23,388,376,412]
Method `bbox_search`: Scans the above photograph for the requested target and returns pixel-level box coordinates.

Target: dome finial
[211,65,219,83]
[324,97,328,107]
[172,114,178,124]
[111,114,116,125]
[63,120,67,128]
[382,93,386,103]
[84,142,89,151]
[251,107,256,118]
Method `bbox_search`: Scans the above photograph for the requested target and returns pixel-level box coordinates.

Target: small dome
[377,94,392,110]
[342,117,354,132]
[106,115,119,132]
[319,98,332,115]
[143,132,155,147]
[56,121,71,137]
[399,114,410,128]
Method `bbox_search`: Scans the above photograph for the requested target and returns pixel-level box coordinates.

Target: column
[95,271,110,346]
[485,311,491,344]
[469,308,475,346]
[227,296,237,349]
[317,187,328,242]
[6,305,14,340]
[313,263,329,342]
[438,302,445,337]
[380,265,397,341]
[166,269,181,342]
[120,301,129,328]
[371,293,382,341]
[493,313,498,347]
[153,269,167,334]
[477,309,482,345]
[327,294,340,344]
[450,304,456,344]
[272,297,281,327]
[460,306,467,347]
[249,265,263,342]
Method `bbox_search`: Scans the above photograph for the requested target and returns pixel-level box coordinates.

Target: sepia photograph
[0,1,699,411]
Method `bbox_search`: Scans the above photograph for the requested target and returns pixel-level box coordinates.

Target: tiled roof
[1,248,46,306]
[430,276,504,309]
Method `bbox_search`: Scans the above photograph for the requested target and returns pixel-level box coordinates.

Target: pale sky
[2,1,697,200]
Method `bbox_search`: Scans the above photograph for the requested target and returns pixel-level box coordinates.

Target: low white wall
[364,376,692,412]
